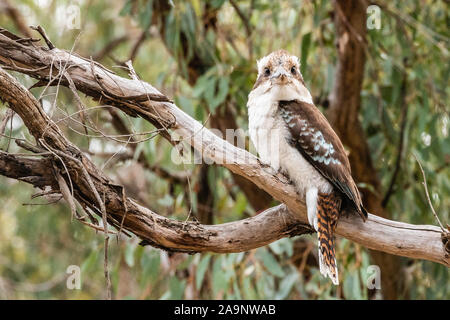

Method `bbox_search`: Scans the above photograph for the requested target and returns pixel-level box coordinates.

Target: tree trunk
[329,0,405,299]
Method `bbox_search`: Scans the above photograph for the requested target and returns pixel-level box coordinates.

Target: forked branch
[0,29,448,267]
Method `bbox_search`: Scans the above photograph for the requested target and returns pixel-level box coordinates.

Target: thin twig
[76,218,118,235]
[5,107,12,151]
[30,25,55,50]
[413,153,446,233]
[0,29,448,268]
[52,104,163,144]
[382,62,409,207]
[54,165,78,221]
[229,0,253,59]
[93,35,128,61]
[103,191,112,300]
[41,138,113,298]
[0,109,14,135]
[129,30,148,62]
[64,72,91,136]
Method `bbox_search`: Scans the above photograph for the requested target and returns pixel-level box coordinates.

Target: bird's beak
[270,66,290,84]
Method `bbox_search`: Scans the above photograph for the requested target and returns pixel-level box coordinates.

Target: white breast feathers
[247,84,332,195]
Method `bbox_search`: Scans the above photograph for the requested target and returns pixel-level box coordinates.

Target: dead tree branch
[0,29,448,267]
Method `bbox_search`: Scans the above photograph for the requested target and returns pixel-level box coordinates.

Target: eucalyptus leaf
[196,254,211,290]
[258,248,285,278]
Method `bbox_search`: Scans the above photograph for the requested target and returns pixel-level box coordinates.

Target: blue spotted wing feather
[279,100,367,220]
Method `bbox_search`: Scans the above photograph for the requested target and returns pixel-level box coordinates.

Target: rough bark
[0,31,448,267]
[329,0,405,299]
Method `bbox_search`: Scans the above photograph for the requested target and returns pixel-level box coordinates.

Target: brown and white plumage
[247,50,367,284]
[278,99,367,219]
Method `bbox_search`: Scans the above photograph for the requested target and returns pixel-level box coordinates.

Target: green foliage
[193,68,230,113]
[0,0,448,300]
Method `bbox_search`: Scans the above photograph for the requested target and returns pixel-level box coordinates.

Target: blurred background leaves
[0,0,448,299]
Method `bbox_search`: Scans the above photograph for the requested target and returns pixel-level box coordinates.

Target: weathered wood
[0,30,448,267]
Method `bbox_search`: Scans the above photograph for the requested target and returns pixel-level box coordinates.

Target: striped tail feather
[317,192,341,285]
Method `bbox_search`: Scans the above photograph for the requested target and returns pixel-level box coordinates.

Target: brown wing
[279,100,367,220]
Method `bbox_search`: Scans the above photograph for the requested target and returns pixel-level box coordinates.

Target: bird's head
[249,50,312,104]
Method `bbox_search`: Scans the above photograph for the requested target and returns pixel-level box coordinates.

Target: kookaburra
[247,50,367,285]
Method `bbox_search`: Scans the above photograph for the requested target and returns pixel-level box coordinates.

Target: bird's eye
[291,66,296,75]
[264,68,271,76]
